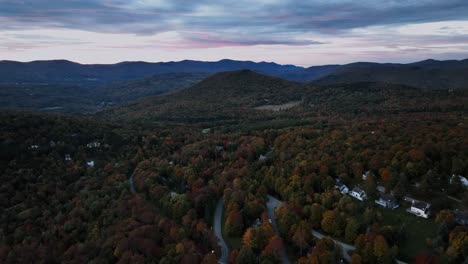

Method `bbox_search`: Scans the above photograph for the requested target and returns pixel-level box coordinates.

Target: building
[334,182,349,194]
[87,160,95,167]
[407,200,431,218]
[375,193,399,209]
[450,174,468,188]
[362,171,374,181]
[86,142,101,148]
[377,185,386,193]
[201,128,211,134]
[349,187,367,201]
[64,154,72,161]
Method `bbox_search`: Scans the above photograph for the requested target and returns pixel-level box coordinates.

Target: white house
[362,171,374,181]
[87,160,95,167]
[334,182,349,194]
[349,187,367,201]
[407,200,431,218]
[65,154,72,161]
[450,174,468,188]
[375,193,399,209]
[86,142,101,148]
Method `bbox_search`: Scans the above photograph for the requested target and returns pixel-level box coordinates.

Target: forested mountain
[314,59,468,90]
[1,60,468,264]
[0,59,302,85]
[0,73,209,113]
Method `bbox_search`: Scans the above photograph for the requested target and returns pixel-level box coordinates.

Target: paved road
[269,195,408,264]
[266,195,291,264]
[129,174,136,194]
[311,230,354,262]
[214,199,229,264]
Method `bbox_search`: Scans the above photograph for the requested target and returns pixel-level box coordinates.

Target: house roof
[379,193,396,203]
[335,182,346,188]
[412,200,430,210]
[352,187,365,193]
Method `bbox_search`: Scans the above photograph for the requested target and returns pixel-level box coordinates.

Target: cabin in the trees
[334,182,349,194]
[350,187,367,201]
[407,200,431,218]
[86,141,101,148]
[375,193,399,209]
[450,174,468,188]
[454,210,468,226]
[362,171,374,181]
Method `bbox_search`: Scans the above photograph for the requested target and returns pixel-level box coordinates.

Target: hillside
[105,70,305,122]
[104,70,468,127]
[314,59,468,90]
[0,73,209,113]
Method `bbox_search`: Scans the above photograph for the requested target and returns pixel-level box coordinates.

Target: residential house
[64,154,72,161]
[87,160,95,167]
[377,185,386,193]
[86,141,101,148]
[201,128,211,134]
[362,171,375,181]
[350,187,367,201]
[259,155,268,162]
[407,200,431,218]
[450,174,468,188]
[375,193,399,209]
[334,182,349,194]
[29,145,39,150]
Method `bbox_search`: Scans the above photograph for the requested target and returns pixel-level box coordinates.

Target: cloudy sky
[1,0,468,66]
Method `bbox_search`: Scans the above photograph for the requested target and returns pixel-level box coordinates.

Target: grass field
[380,205,437,261]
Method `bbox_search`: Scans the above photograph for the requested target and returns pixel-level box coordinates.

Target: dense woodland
[0,68,468,264]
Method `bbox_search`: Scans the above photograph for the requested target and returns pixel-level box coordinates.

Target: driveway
[266,195,291,264]
[214,199,229,264]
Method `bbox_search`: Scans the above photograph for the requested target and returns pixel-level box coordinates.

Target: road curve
[266,195,291,264]
[268,195,408,264]
[214,199,229,264]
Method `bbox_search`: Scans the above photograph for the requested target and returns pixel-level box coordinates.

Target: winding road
[214,199,229,264]
[266,195,291,264]
[268,195,408,264]
[129,174,136,194]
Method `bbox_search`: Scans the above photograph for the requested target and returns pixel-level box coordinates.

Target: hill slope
[315,59,468,90]
[105,70,305,122]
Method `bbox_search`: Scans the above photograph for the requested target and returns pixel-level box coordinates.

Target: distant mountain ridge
[0,59,304,85]
[314,58,468,90]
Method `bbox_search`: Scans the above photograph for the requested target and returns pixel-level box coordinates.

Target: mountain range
[1,58,467,114]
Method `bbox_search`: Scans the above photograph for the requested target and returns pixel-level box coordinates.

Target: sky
[1,0,468,66]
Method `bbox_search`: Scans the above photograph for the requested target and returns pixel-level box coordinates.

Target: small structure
[29,145,39,150]
[362,171,374,181]
[87,160,95,167]
[86,142,101,148]
[375,193,399,209]
[407,200,431,218]
[64,154,72,161]
[450,174,468,188]
[349,187,367,201]
[334,182,349,194]
[253,218,261,228]
[215,145,224,153]
[377,185,386,193]
[259,154,268,162]
[454,210,468,226]
[201,128,211,134]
